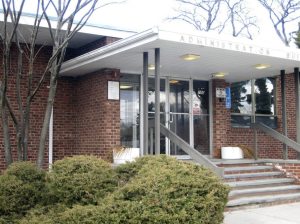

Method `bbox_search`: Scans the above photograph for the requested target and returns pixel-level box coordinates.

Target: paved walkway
[224,203,300,224]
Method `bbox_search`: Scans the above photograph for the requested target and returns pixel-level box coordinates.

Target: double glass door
[119,74,209,156]
[148,78,210,157]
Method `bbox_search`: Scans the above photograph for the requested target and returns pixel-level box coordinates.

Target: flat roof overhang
[0,10,135,48]
[60,27,300,82]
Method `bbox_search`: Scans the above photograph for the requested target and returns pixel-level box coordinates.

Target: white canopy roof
[61,27,300,82]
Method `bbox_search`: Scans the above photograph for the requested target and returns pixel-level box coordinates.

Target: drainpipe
[48,107,53,169]
[281,70,288,160]
[295,67,300,159]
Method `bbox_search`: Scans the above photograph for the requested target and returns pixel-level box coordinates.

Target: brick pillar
[212,79,231,158]
[75,69,120,162]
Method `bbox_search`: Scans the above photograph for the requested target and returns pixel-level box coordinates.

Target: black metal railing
[251,122,300,159]
[159,124,224,177]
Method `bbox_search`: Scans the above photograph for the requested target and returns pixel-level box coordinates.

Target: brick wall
[276,163,300,182]
[74,69,121,162]
[0,40,122,170]
[212,72,298,159]
[53,77,76,160]
[0,45,51,170]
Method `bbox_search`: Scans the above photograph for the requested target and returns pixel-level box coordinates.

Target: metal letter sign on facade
[216,88,226,98]
[225,87,231,109]
[108,81,119,100]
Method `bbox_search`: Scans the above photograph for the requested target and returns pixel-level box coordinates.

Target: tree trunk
[1,106,13,165]
[1,46,13,165]
[23,97,31,161]
[37,74,57,168]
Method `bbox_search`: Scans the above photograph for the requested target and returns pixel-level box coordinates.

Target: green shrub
[0,162,47,218]
[33,156,229,224]
[19,204,67,224]
[47,155,117,206]
[115,156,156,186]
[110,155,229,223]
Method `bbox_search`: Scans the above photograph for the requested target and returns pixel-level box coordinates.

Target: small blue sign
[225,87,231,109]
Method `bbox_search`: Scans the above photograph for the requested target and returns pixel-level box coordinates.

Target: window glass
[193,80,209,115]
[169,80,189,113]
[255,77,275,115]
[231,80,252,114]
[120,74,140,148]
[194,115,210,154]
[148,78,166,113]
[230,77,277,128]
[231,115,251,128]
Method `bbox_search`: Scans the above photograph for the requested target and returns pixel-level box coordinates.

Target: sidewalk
[224,203,300,224]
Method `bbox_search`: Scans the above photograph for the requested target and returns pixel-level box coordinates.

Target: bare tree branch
[170,0,258,39]
[257,0,300,46]
[223,0,259,39]
[171,0,224,32]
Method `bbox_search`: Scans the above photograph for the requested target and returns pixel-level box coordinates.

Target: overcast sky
[92,0,296,46]
[3,0,299,47]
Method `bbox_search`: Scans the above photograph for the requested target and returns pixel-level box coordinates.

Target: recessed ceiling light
[180,54,200,61]
[254,64,271,70]
[148,64,162,70]
[120,84,132,90]
[148,64,155,70]
[211,72,227,79]
[169,80,179,84]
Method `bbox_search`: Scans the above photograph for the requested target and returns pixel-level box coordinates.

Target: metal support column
[254,129,258,160]
[143,52,149,155]
[295,67,300,159]
[281,70,288,159]
[209,80,213,157]
[155,48,160,155]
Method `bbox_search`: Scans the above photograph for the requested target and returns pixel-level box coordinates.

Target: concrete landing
[224,202,300,224]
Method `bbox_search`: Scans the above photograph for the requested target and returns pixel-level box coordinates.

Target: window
[231,77,277,128]
[120,74,140,148]
[193,81,210,155]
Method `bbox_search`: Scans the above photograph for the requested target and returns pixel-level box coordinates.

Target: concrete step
[224,171,283,180]
[227,178,295,188]
[213,159,259,165]
[224,165,273,172]
[227,192,300,207]
[229,184,300,197]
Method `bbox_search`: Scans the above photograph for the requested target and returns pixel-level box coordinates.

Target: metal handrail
[251,122,300,153]
[160,124,224,177]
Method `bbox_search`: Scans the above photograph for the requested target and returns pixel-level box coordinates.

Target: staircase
[214,160,300,209]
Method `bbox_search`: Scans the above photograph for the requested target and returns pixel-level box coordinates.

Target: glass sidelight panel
[169,80,190,156]
[169,114,190,155]
[148,78,166,154]
[148,78,166,113]
[120,74,140,148]
[193,115,209,155]
[193,80,210,155]
[169,80,189,113]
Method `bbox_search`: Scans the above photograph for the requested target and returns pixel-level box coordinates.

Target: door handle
[169,113,174,124]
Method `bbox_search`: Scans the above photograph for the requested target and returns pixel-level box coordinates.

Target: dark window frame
[230,77,277,128]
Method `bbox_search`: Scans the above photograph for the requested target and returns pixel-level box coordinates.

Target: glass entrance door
[167,79,190,156]
[145,77,210,156]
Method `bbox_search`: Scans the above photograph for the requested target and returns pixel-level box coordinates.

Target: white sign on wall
[108,81,119,100]
[216,88,226,98]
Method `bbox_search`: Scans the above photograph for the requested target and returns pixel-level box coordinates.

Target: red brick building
[1,24,300,172]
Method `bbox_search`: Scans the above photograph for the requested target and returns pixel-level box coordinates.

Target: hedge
[47,155,117,206]
[0,162,47,221]
[22,155,229,224]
